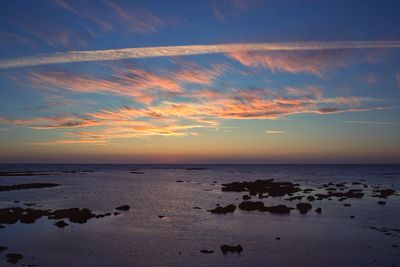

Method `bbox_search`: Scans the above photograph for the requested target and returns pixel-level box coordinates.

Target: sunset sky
[0,0,400,163]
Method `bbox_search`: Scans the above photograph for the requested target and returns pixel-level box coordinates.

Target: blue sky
[0,0,399,163]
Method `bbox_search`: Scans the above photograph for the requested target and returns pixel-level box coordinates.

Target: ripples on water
[0,164,399,266]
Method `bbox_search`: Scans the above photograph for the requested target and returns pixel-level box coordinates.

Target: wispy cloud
[396,73,400,86]
[211,0,264,21]
[1,85,394,145]
[17,63,226,104]
[1,41,400,69]
[52,0,171,35]
[0,114,99,129]
[345,120,398,125]
[0,32,35,47]
[266,130,285,134]
[228,50,349,75]
[359,74,379,84]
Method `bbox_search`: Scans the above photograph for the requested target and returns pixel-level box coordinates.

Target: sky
[0,0,400,164]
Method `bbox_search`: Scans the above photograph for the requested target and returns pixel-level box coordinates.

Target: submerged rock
[307,196,315,201]
[220,244,243,254]
[200,249,214,254]
[0,246,7,253]
[208,204,236,214]
[54,220,69,228]
[315,207,322,214]
[296,203,312,214]
[0,183,59,192]
[377,201,386,205]
[372,189,396,198]
[6,253,23,264]
[285,196,303,201]
[115,205,130,211]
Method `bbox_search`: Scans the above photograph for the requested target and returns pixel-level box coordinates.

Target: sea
[0,164,399,267]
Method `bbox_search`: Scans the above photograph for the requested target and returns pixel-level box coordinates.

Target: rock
[296,203,312,214]
[0,206,111,226]
[0,246,7,253]
[192,207,201,209]
[260,205,293,214]
[176,180,184,183]
[220,244,243,254]
[275,237,280,240]
[315,207,322,214]
[242,195,251,200]
[238,201,264,211]
[350,215,355,219]
[343,203,351,207]
[0,183,59,192]
[0,225,4,229]
[200,249,214,254]
[115,205,130,211]
[185,168,206,170]
[377,201,386,205]
[54,220,69,228]
[158,215,165,218]
[285,196,303,201]
[372,189,396,198]
[6,253,23,264]
[208,204,236,214]
[303,188,314,193]
[307,196,315,201]
[129,171,144,174]
[50,208,96,223]
[96,213,112,218]
[221,179,301,197]
[114,212,120,216]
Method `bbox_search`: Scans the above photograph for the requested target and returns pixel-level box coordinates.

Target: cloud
[211,0,264,21]
[52,0,170,34]
[0,32,35,47]
[359,74,379,84]
[0,114,99,129]
[1,85,394,145]
[266,130,285,134]
[17,63,226,104]
[345,120,398,125]
[104,0,165,34]
[228,50,349,75]
[1,41,400,69]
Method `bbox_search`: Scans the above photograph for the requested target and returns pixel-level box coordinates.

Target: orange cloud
[228,50,348,75]
[1,84,391,146]
[174,64,224,85]
[21,63,227,104]
[0,114,99,129]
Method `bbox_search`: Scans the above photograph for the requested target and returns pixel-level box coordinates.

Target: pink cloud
[228,50,348,75]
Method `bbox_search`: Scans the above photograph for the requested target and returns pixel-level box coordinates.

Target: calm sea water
[0,164,399,267]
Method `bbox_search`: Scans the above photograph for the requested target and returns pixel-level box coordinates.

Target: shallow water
[0,164,399,266]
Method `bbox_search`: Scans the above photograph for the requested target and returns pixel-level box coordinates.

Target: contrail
[1,41,400,69]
